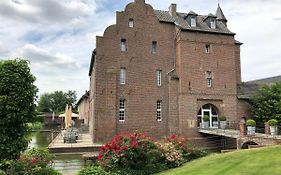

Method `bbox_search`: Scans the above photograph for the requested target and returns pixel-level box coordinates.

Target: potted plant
[203,115,209,129]
[219,115,227,129]
[268,119,278,135]
[246,119,256,135]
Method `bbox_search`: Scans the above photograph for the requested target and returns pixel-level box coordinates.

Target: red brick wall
[89,0,245,144]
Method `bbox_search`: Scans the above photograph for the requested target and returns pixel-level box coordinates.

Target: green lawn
[158,146,281,175]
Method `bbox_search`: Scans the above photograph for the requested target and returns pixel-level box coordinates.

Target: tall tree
[37,90,77,113]
[251,82,281,122]
[0,59,38,159]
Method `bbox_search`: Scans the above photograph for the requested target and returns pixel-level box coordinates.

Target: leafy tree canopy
[250,82,281,122]
[0,59,38,160]
[37,90,77,113]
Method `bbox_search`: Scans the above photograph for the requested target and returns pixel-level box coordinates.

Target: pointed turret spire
[216,3,227,26]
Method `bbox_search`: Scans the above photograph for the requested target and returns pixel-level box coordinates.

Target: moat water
[29,126,84,175]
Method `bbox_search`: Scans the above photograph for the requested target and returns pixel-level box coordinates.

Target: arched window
[197,104,219,128]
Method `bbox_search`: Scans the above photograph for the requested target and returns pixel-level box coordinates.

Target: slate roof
[245,75,281,85]
[154,10,235,35]
[237,75,281,99]
[216,4,227,21]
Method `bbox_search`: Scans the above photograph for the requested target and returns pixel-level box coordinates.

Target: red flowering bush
[97,131,165,174]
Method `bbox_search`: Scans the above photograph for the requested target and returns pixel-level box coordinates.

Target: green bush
[0,170,6,175]
[219,115,226,121]
[203,115,209,121]
[4,148,61,175]
[78,166,119,175]
[246,119,256,126]
[268,119,278,126]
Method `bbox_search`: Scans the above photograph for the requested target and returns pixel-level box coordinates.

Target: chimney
[169,4,177,17]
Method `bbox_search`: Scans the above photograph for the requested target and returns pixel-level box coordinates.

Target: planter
[220,121,227,129]
[270,126,278,135]
[247,126,256,135]
[203,121,209,129]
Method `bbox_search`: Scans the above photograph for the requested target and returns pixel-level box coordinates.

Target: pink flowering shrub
[159,142,184,168]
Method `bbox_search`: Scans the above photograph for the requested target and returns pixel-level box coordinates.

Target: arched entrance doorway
[197,104,219,128]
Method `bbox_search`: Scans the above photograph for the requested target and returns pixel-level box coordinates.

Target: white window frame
[157,70,162,86]
[210,19,216,29]
[120,68,126,85]
[190,17,196,27]
[157,100,162,121]
[152,41,157,54]
[119,99,125,121]
[129,19,134,28]
[121,39,127,52]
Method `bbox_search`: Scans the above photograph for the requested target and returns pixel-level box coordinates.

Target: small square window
[129,19,134,28]
[121,39,127,52]
[205,44,210,53]
[152,41,157,54]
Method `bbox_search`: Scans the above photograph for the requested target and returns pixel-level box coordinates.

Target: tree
[37,90,77,113]
[0,59,38,160]
[251,82,281,122]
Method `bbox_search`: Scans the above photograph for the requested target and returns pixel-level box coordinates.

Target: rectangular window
[190,17,196,27]
[157,70,162,86]
[121,39,127,52]
[157,100,162,121]
[119,99,125,121]
[210,19,216,29]
[207,78,212,87]
[206,71,212,87]
[152,41,157,54]
[129,18,134,28]
[205,44,210,53]
[120,68,126,85]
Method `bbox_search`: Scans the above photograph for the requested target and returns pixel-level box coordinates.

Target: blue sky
[0,0,281,99]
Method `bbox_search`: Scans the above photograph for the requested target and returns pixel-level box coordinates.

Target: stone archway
[241,141,258,149]
[197,103,219,128]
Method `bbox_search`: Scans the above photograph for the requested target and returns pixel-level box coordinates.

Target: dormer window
[129,18,134,28]
[190,17,196,27]
[210,19,216,29]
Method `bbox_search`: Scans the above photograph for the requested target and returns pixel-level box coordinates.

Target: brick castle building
[87,0,251,143]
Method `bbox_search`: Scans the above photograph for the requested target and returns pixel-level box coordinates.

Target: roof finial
[215,2,227,26]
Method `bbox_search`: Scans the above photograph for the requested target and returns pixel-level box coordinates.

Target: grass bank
[158,146,281,175]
